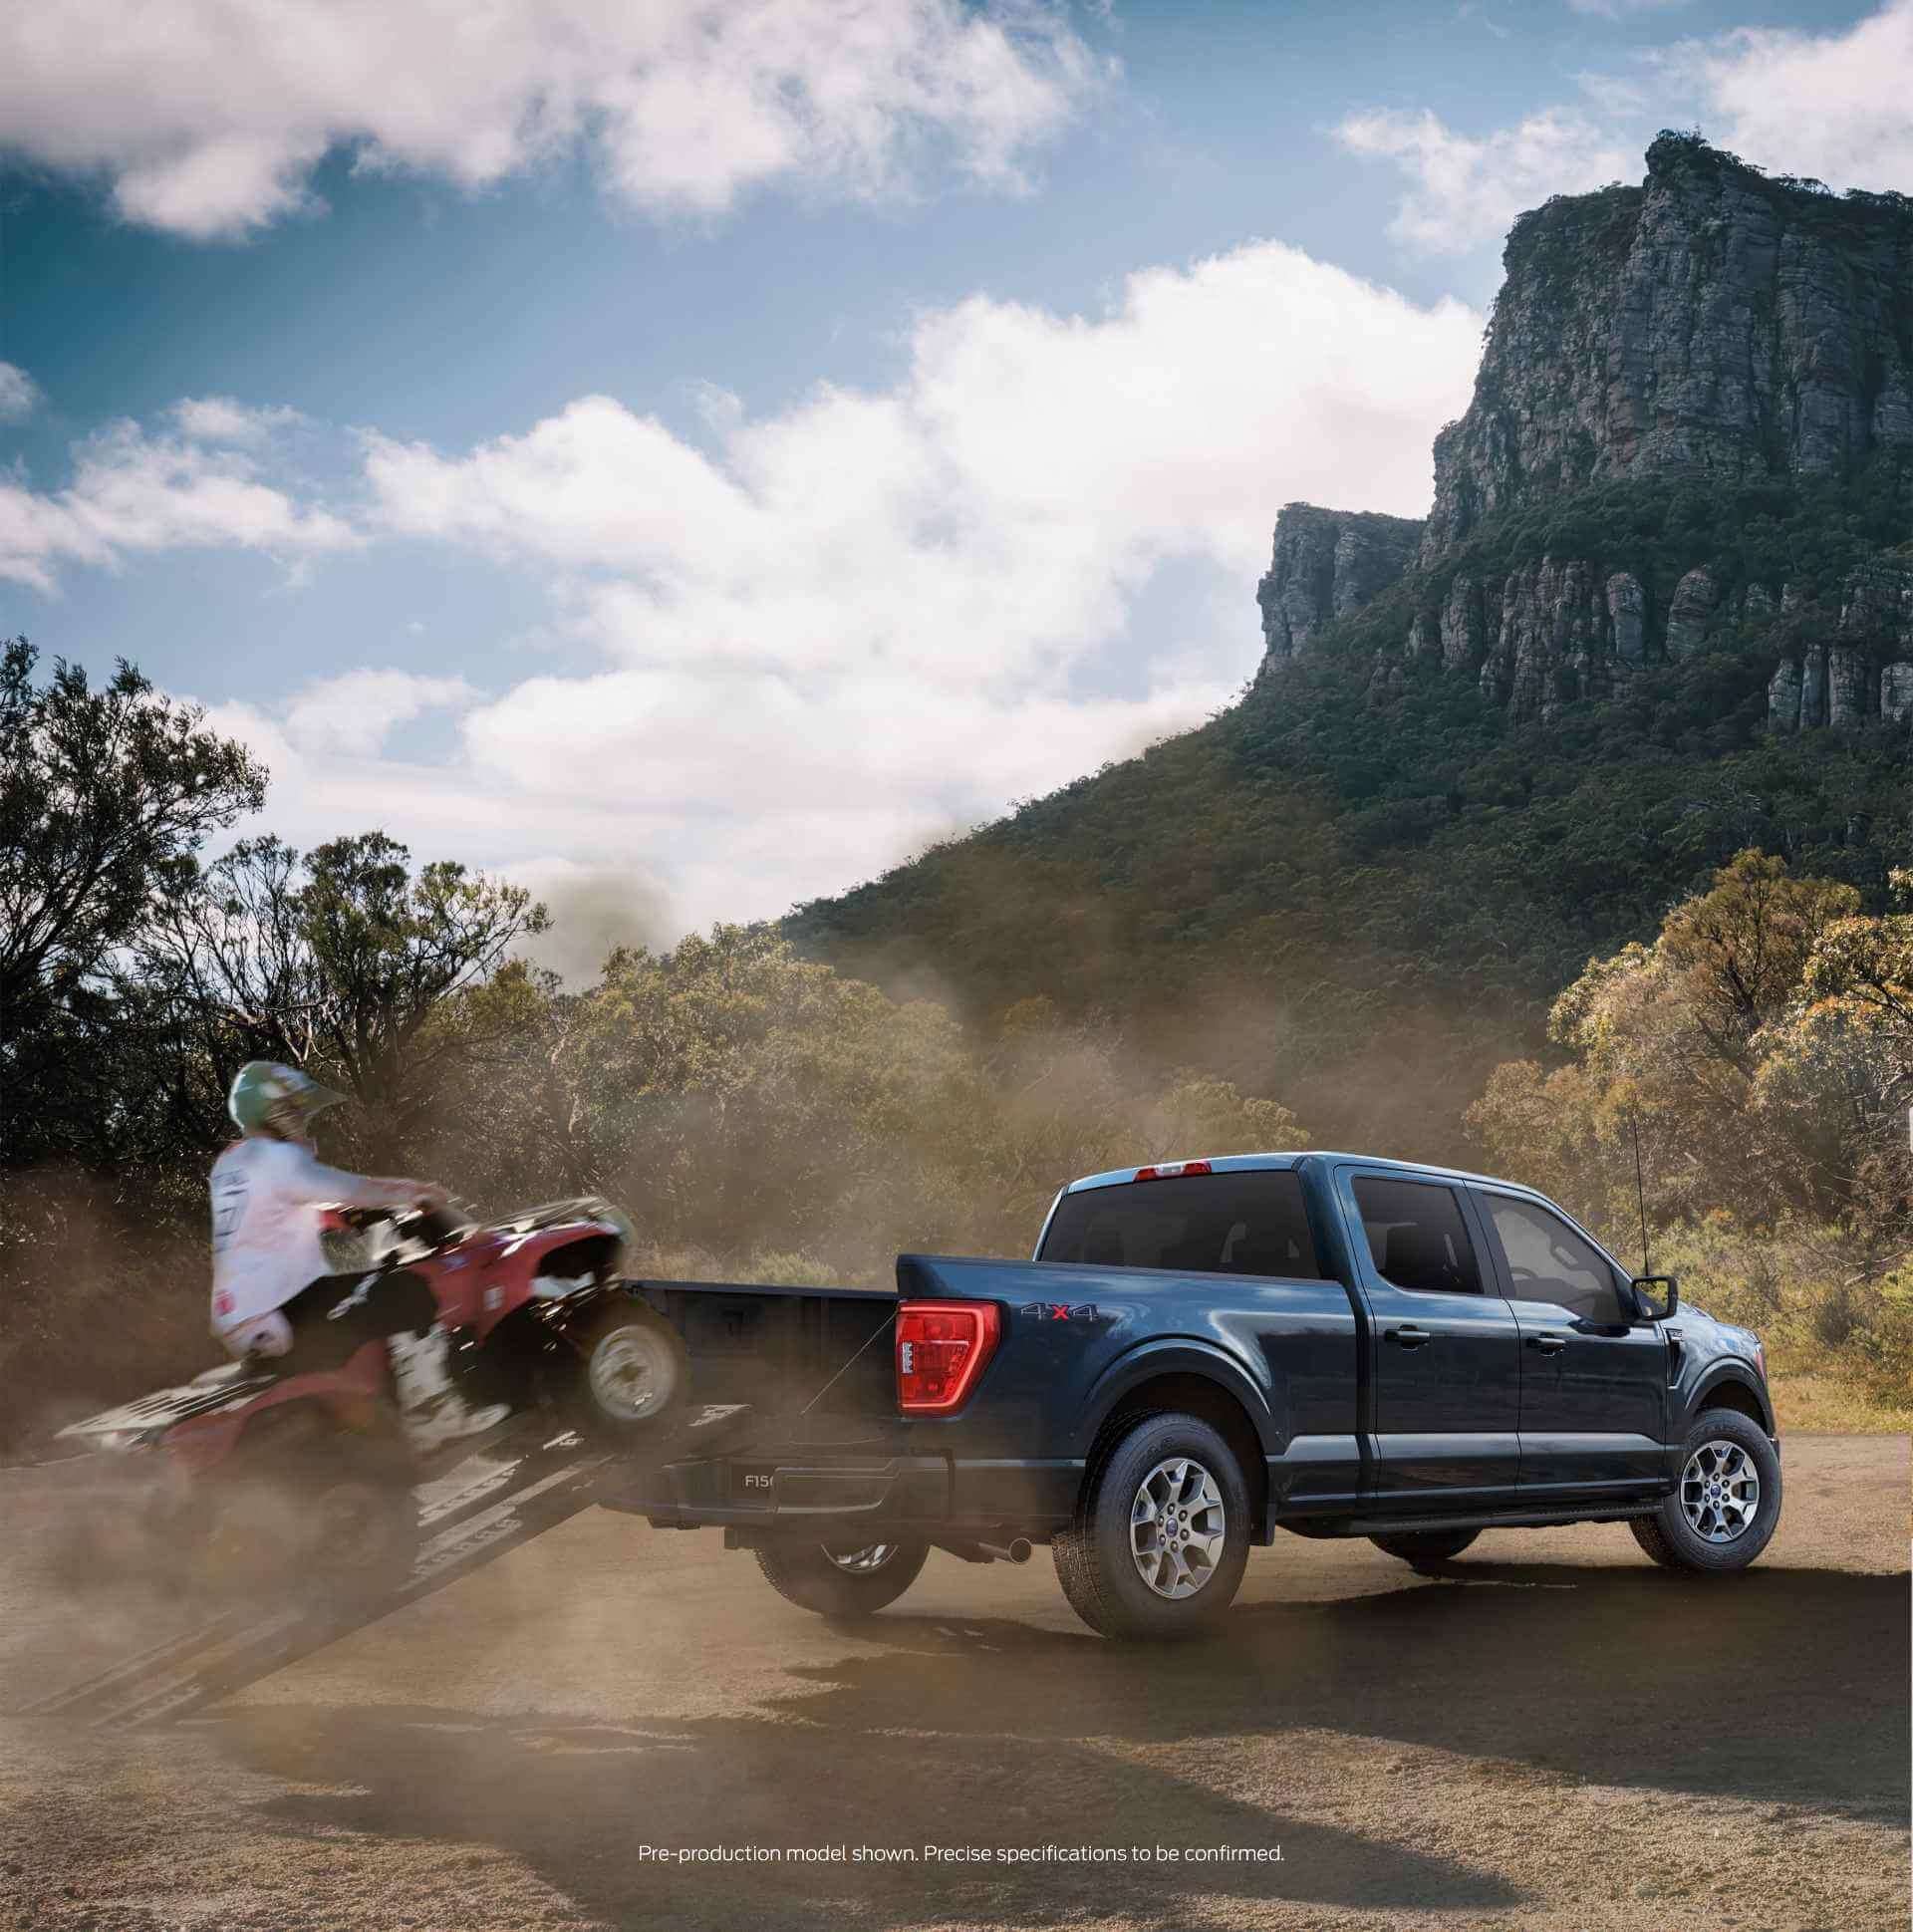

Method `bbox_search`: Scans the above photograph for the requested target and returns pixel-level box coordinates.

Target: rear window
[1040,1170,1323,1279]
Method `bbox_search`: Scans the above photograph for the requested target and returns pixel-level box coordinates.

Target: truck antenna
[1630,1112,1651,1278]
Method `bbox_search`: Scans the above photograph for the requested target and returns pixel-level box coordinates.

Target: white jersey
[208,1138,402,1339]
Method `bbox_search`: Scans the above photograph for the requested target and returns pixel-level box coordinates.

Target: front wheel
[1369,1527,1480,1571]
[1052,1413,1250,1640]
[572,1305,688,1441]
[754,1538,930,1618]
[1631,1407,1781,1574]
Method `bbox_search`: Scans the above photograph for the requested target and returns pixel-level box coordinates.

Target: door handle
[1526,1332,1567,1355]
[1387,1325,1432,1349]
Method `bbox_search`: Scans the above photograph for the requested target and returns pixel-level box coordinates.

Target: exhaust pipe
[975,1537,1032,1565]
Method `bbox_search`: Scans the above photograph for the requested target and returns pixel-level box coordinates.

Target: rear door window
[1040,1170,1323,1279]
[1351,1177,1484,1296]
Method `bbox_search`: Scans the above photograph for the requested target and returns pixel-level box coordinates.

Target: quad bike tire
[194,1433,420,1603]
[754,1538,930,1619]
[570,1303,690,1442]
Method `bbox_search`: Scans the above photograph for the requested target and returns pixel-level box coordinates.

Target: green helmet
[227,1061,348,1140]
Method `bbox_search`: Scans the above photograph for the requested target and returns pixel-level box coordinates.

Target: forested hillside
[790,136,1913,1158]
[791,475,1913,1152]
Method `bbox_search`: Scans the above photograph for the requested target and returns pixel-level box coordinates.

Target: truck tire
[1052,1412,1250,1640]
[754,1538,930,1618]
[1631,1407,1781,1574]
[1369,1527,1480,1571]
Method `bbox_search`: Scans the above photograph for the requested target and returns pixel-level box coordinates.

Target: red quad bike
[58,1196,687,1598]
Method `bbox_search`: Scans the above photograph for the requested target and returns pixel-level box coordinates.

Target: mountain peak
[1256,504,1423,670]
[1424,138,1913,562]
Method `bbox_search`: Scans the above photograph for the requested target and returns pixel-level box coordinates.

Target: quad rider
[209,1060,508,1450]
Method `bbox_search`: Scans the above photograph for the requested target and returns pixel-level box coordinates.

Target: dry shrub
[0,1169,212,1454]
[1655,1214,1913,1418]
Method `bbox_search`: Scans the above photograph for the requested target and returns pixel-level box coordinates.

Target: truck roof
[1053,1150,1632,1278]
[1062,1150,1518,1195]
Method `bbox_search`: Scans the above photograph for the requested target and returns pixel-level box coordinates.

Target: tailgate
[632,1278,899,1428]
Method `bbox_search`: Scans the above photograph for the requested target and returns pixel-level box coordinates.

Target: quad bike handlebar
[328,1200,475,1251]
[393,1201,471,1247]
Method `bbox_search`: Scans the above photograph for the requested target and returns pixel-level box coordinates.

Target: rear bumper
[605,1444,1084,1541]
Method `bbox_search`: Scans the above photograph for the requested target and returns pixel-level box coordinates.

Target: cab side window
[1352,1177,1483,1296]
[1480,1194,1627,1324]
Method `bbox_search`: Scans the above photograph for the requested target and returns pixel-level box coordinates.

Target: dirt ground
[0,1433,1906,1932]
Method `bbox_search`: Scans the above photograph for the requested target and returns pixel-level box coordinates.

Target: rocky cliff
[1372,553,1913,725]
[1256,504,1423,669]
[1258,136,1913,733]
[1771,559,1913,729]
[1423,133,1913,560]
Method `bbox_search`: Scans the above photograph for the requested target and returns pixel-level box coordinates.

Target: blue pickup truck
[620,1151,1779,1639]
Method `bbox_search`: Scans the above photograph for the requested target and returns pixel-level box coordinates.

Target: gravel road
[1,1433,1905,1932]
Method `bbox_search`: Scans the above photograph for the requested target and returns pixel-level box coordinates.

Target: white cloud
[283,667,478,756]
[0,419,357,591]
[0,363,40,424]
[1685,0,1913,192]
[370,244,1479,634]
[171,396,305,446]
[207,668,1236,938]
[341,239,1482,926]
[0,0,1103,241]
[1334,106,1634,255]
[60,242,1476,928]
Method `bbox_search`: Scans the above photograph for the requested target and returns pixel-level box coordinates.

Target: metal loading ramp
[21,1404,751,1731]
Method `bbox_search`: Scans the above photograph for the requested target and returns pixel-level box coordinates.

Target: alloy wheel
[1129,1456,1228,1599]
[826,1543,897,1573]
[1680,1438,1761,1543]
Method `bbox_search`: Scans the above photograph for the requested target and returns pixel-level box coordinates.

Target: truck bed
[629,1277,899,1428]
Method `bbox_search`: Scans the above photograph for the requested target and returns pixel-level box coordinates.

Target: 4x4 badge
[1021,1301,1099,1321]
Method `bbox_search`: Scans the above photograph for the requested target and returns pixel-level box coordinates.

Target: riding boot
[386,1328,510,1450]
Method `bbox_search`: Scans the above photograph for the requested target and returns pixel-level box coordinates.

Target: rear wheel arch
[1078,1365,1269,1541]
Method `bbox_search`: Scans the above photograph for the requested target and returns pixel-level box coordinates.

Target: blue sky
[1,0,1906,969]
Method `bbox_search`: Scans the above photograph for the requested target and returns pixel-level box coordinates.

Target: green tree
[0,641,265,1170]
[1472,851,1888,1237]
[147,832,548,1168]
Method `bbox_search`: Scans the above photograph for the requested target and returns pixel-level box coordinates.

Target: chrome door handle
[1527,1332,1567,1355]
[1387,1325,1432,1349]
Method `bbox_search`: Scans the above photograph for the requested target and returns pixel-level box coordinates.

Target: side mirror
[1632,1273,1679,1321]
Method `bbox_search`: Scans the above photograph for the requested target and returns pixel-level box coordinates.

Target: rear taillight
[1134,1159,1212,1182]
[896,1300,1000,1415]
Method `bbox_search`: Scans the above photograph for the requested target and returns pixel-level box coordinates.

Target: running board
[1341,1502,1659,1536]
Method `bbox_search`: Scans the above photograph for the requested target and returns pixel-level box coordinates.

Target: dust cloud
[517,866,679,986]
